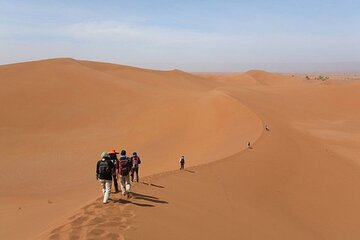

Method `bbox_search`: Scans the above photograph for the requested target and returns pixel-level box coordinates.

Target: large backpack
[110,159,119,175]
[99,160,110,175]
[119,159,130,176]
[132,156,140,168]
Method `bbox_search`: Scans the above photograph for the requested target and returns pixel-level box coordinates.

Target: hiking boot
[126,192,131,199]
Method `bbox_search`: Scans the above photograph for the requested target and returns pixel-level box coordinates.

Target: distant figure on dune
[179,155,185,170]
[265,124,270,131]
[119,150,132,198]
[96,152,114,204]
[108,149,119,193]
[131,152,141,182]
[248,142,251,149]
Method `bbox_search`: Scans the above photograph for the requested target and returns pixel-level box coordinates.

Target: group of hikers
[96,149,142,204]
[96,149,186,204]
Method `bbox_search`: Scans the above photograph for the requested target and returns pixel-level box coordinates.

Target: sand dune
[1,59,360,239]
[0,59,262,239]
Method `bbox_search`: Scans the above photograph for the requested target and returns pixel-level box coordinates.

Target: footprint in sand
[84,209,95,215]
[87,228,105,235]
[120,212,134,218]
[104,232,124,240]
[67,214,79,220]
[70,216,89,226]
[88,216,105,225]
[48,233,60,240]
[68,233,80,240]
[107,221,121,227]
[112,216,123,222]
[50,225,65,235]
[117,224,131,231]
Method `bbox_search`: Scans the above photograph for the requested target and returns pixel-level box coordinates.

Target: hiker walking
[118,150,132,198]
[131,152,141,182]
[108,149,119,193]
[179,155,185,170]
[96,152,114,204]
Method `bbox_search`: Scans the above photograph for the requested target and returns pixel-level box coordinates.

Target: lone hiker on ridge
[96,152,114,204]
[179,155,185,170]
[119,150,132,198]
[131,152,141,182]
[108,149,119,193]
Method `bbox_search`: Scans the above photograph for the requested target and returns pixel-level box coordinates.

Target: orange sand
[0,59,360,239]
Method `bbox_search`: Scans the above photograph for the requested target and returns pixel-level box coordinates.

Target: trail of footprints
[46,198,135,240]
[43,173,172,239]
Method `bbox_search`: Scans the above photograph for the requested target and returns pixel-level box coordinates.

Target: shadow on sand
[138,181,165,189]
[114,192,168,207]
[150,183,165,188]
[116,198,155,207]
[131,192,169,204]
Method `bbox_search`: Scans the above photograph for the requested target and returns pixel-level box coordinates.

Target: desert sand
[1,59,360,240]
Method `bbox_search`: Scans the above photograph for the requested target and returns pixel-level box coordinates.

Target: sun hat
[108,149,119,154]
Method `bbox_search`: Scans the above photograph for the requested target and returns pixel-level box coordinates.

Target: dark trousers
[180,163,184,170]
[113,174,119,192]
[131,167,139,182]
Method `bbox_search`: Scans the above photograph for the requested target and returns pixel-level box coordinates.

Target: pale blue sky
[1,0,359,72]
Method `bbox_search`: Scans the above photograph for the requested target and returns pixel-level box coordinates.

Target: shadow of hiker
[116,198,155,207]
[138,181,165,189]
[184,169,195,174]
[150,183,165,188]
[131,192,169,204]
[131,192,158,199]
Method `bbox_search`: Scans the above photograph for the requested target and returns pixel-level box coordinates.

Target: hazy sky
[1,0,360,72]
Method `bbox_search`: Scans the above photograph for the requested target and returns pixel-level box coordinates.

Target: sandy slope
[0,59,262,239]
[37,69,360,240]
[1,59,360,239]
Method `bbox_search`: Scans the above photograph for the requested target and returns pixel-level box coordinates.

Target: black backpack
[99,160,110,175]
[120,159,130,176]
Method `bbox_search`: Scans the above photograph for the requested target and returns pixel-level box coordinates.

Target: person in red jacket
[118,150,132,198]
[131,152,141,182]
